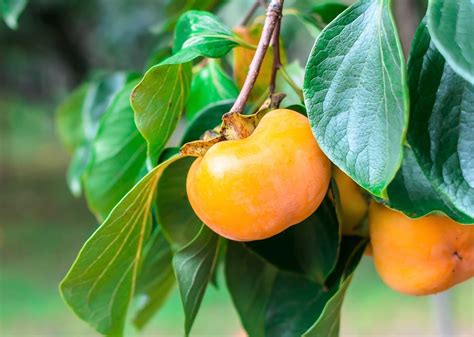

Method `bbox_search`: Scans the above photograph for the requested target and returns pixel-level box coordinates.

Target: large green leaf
[1,0,27,29]
[407,20,474,222]
[186,60,238,119]
[181,100,233,144]
[226,237,366,337]
[133,229,175,330]
[60,155,182,336]
[131,63,192,163]
[247,197,339,284]
[59,72,134,196]
[427,0,474,84]
[173,226,220,336]
[303,0,408,198]
[84,81,147,220]
[156,157,201,249]
[165,10,242,64]
[387,147,474,223]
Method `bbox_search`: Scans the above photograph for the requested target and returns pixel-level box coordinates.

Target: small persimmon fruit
[186,109,331,241]
[369,202,474,295]
[333,167,368,236]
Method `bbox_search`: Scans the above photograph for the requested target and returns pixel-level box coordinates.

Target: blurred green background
[0,0,472,336]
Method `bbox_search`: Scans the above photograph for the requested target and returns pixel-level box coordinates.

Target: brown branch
[269,18,282,94]
[230,0,284,113]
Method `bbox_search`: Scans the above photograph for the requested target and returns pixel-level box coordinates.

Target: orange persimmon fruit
[369,202,474,295]
[186,109,331,241]
[333,167,368,236]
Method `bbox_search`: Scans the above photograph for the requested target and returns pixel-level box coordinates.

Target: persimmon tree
[7,0,471,335]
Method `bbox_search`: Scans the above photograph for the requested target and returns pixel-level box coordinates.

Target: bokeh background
[1,0,472,336]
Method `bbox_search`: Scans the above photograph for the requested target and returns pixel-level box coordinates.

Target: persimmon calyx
[180,92,286,157]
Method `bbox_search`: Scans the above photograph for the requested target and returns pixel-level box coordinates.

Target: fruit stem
[269,18,281,94]
[229,0,284,114]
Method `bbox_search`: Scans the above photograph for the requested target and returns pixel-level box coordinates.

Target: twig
[269,18,282,94]
[240,0,266,26]
[280,66,303,101]
[230,0,284,114]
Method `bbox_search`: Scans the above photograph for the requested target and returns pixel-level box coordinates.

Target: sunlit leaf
[131,63,192,163]
[165,10,241,64]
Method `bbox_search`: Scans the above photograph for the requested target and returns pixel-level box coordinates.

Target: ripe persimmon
[369,202,474,295]
[186,109,331,241]
[333,167,368,236]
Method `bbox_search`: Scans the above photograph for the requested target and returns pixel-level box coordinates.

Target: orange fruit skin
[369,202,474,295]
[186,109,331,241]
[333,167,368,236]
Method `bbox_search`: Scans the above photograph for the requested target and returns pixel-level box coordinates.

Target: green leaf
[276,61,304,107]
[406,20,474,222]
[186,60,238,119]
[387,147,474,223]
[154,0,225,33]
[302,275,351,337]
[227,238,366,337]
[427,0,474,84]
[247,197,339,284]
[226,242,277,337]
[66,142,90,197]
[133,229,175,330]
[131,63,192,163]
[303,236,367,336]
[84,80,147,220]
[311,1,348,25]
[59,155,182,336]
[59,72,134,196]
[165,10,242,64]
[181,100,233,144]
[56,84,87,154]
[303,0,408,198]
[264,272,334,337]
[156,156,201,248]
[1,0,27,29]
[173,225,220,336]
